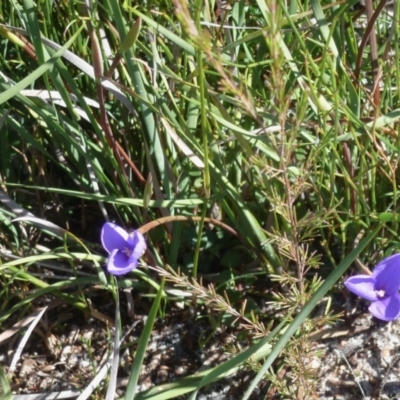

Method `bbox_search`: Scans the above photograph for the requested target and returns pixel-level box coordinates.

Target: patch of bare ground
[317,313,400,400]
[0,290,267,399]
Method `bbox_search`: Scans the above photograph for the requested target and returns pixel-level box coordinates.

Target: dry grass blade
[76,357,113,400]
[0,189,36,218]
[7,307,48,377]
[160,117,205,169]
[0,308,49,346]
[105,289,121,400]
[0,23,137,115]
[12,391,81,400]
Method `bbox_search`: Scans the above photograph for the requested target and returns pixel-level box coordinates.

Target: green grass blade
[0,363,13,400]
[124,279,165,399]
[0,24,83,106]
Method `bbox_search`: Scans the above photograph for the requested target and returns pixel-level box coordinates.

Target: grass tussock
[0,0,399,398]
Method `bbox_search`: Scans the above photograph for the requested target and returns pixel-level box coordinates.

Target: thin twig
[354,0,388,108]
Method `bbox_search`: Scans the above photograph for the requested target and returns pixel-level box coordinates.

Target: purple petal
[368,294,400,321]
[344,275,378,301]
[127,231,146,264]
[101,223,129,253]
[372,253,400,295]
[106,249,136,276]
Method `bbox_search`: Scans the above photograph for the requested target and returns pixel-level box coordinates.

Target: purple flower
[345,254,400,321]
[101,222,146,276]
